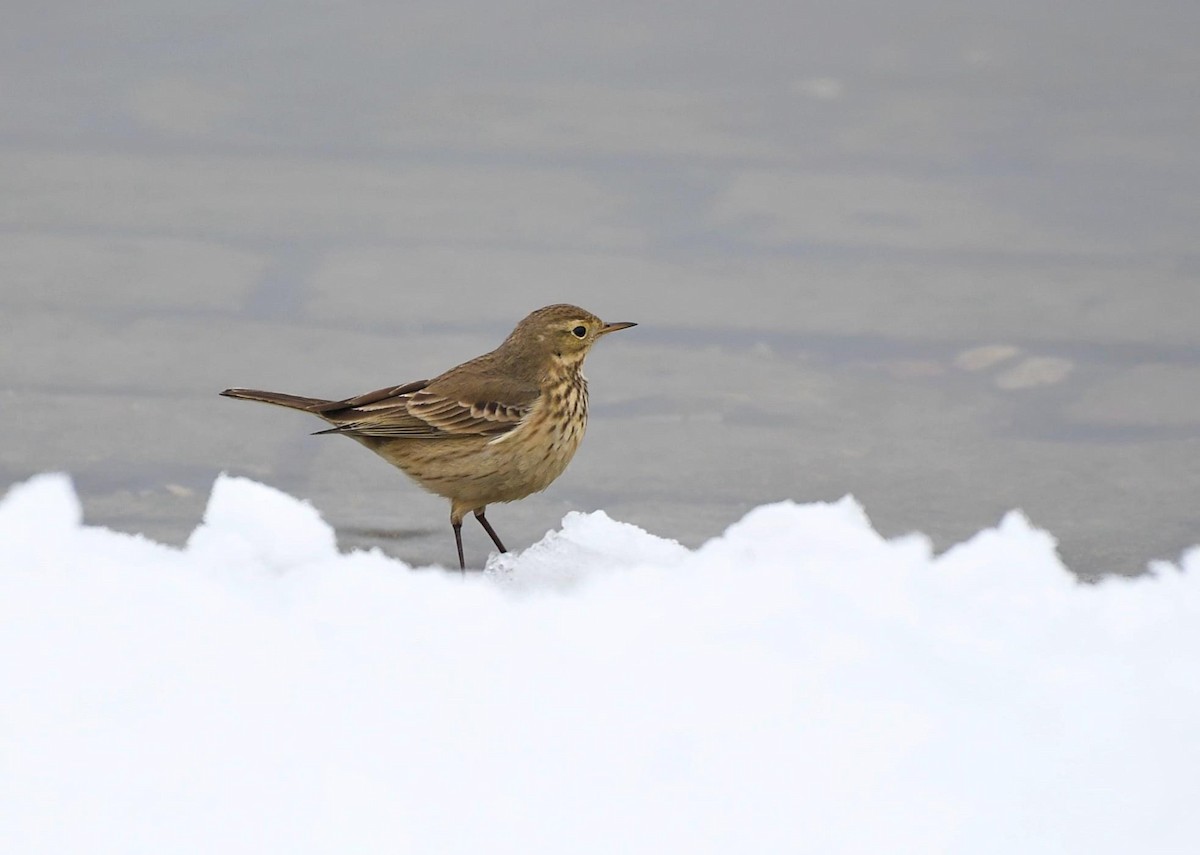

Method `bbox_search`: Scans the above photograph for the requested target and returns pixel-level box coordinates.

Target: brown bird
[221,304,635,570]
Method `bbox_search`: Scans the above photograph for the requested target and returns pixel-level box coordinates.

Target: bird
[220,304,636,570]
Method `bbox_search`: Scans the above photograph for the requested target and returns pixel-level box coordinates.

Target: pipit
[221,304,635,570]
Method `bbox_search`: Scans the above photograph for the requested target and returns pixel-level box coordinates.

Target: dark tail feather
[220,388,332,412]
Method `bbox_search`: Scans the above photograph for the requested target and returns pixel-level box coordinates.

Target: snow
[2,473,1198,854]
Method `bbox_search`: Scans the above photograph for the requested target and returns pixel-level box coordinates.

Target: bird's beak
[598,321,637,336]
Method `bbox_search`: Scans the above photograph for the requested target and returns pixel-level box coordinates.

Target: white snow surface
[2,473,1199,854]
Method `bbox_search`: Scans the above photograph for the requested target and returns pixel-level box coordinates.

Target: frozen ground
[5,2,1200,577]
[3,473,1198,854]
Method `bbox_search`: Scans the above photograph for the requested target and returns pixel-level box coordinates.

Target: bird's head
[508,304,636,366]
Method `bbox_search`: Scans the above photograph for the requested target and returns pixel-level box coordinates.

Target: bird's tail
[220,388,332,412]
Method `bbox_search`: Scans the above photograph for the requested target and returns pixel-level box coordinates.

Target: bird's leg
[451,511,466,573]
[474,508,507,554]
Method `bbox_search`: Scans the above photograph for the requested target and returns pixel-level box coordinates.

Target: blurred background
[2,1,1197,575]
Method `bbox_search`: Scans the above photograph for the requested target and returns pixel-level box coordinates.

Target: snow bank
[1,473,1198,854]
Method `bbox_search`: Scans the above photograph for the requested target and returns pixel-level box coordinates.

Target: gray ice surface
[3,2,1198,576]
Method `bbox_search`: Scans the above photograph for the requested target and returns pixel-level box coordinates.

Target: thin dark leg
[452,520,466,573]
[474,509,507,553]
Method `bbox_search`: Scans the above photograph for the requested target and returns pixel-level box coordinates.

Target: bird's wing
[313,374,539,439]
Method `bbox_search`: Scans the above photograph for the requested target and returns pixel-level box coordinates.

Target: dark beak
[599,321,637,336]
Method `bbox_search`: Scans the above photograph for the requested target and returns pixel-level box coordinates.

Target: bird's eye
[572,325,587,338]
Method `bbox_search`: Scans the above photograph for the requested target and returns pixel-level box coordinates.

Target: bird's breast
[486,374,588,494]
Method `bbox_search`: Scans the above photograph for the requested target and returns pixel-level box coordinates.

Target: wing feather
[313,374,539,439]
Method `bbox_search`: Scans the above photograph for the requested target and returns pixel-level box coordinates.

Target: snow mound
[1,473,1198,854]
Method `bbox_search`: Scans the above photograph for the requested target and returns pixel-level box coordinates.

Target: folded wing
[313,375,537,439]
